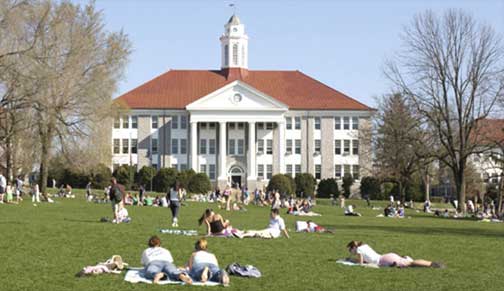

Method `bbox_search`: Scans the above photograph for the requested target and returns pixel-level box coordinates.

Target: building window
[257,139,264,153]
[352,140,359,155]
[353,165,360,180]
[335,140,341,155]
[237,139,244,155]
[266,164,273,179]
[314,117,321,130]
[229,123,235,130]
[315,164,321,180]
[122,139,129,154]
[286,140,293,154]
[343,140,350,155]
[152,116,158,129]
[224,44,229,66]
[335,117,341,130]
[151,138,158,154]
[131,116,138,129]
[295,164,301,175]
[266,123,274,130]
[180,164,187,171]
[209,122,216,129]
[114,117,120,129]
[344,165,351,177]
[181,116,188,129]
[266,139,273,155]
[286,118,292,130]
[335,165,342,179]
[209,139,216,154]
[258,165,264,179]
[200,139,207,154]
[343,117,350,130]
[237,123,244,130]
[171,116,178,129]
[352,117,359,130]
[180,139,187,154]
[113,139,120,154]
[171,139,178,154]
[209,164,216,180]
[228,139,236,155]
[232,44,239,66]
[257,123,264,130]
[295,139,301,154]
[200,164,207,174]
[131,139,138,154]
[315,139,321,153]
[295,117,301,130]
[286,165,293,176]
[200,122,207,130]
[122,116,129,129]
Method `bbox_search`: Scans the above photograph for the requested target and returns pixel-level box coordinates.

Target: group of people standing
[0,174,38,204]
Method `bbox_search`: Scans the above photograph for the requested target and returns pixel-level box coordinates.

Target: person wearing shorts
[346,241,445,268]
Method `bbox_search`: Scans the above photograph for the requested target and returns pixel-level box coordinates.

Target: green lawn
[1,190,503,291]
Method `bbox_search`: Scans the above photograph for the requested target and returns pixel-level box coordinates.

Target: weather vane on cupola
[228,2,237,14]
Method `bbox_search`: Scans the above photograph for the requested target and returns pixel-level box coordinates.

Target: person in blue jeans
[141,236,192,284]
[187,238,229,286]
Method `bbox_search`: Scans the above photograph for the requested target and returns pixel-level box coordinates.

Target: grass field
[1,189,503,291]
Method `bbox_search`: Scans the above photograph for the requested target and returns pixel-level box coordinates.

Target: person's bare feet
[153,272,164,284]
[220,271,230,287]
[179,273,193,285]
[201,266,209,283]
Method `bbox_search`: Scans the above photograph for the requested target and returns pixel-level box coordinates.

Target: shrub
[267,174,294,195]
[295,173,316,197]
[283,174,296,195]
[137,166,157,190]
[381,182,396,200]
[153,167,177,193]
[342,174,354,198]
[405,182,424,202]
[113,165,136,190]
[176,169,196,190]
[317,178,339,198]
[90,164,112,189]
[188,173,212,194]
[360,176,381,200]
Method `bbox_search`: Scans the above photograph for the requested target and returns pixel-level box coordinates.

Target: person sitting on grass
[141,236,192,285]
[241,208,290,239]
[346,240,445,268]
[187,238,230,286]
[344,205,361,216]
[198,208,242,236]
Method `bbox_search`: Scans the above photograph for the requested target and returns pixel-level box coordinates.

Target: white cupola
[220,14,248,69]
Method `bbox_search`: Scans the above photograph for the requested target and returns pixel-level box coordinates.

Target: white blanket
[124,268,220,286]
[336,259,379,268]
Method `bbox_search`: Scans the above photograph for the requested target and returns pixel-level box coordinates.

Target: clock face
[233,93,242,103]
[233,27,238,32]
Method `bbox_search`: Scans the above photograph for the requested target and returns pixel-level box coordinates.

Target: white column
[190,121,198,171]
[247,122,256,179]
[278,121,286,173]
[218,121,227,180]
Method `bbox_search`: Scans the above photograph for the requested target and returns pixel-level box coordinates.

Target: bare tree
[23,1,130,193]
[386,9,504,212]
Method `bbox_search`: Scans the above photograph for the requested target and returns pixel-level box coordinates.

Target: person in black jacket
[109,178,125,224]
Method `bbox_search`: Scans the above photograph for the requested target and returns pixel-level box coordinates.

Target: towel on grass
[124,268,220,286]
[160,229,198,236]
[336,259,379,268]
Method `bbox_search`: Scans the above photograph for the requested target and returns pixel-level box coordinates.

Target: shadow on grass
[63,218,102,224]
[0,221,27,225]
[332,224,504,238]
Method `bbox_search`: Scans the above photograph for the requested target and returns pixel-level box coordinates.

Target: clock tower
[220,14,248,69]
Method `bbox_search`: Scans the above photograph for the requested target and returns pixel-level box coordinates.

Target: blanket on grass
[336,259,379,268]
[160,229,198,236]
[124,268,220,286]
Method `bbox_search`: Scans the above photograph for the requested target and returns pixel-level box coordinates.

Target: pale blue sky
[76,0,503,107]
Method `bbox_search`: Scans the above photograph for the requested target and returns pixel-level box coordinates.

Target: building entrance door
[231,175,241,188]
[229,165,245,188]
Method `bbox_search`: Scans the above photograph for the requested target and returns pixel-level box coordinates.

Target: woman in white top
[346,241,445,268]
[141,236,192,284]
[187,238,229,286]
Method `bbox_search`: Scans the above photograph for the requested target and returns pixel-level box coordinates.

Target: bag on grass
[225,262,261,278]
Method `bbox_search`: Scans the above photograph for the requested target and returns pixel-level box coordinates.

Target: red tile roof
[115,69,373,111]
[474,119,504,145]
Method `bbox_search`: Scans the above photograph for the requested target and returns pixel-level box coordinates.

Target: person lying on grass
[241,208,290,239]
[186,238,230,286]
[344,205,361,216]
[305,221,333,233]
[198,208,243,237]
[346,240,445,268]
[141,236,193,284]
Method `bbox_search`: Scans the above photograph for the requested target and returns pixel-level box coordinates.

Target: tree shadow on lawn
[332,224,504,238]
[63,218,103,224]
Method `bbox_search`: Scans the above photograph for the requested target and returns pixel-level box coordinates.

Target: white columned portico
[247,122,256,179]
[190,121,198,171]
[278,121,286,173]
[218,121,227,181]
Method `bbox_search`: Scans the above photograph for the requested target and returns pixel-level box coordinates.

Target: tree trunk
[38,123,54,194]
[424,174,430,201]
[498,176,504,215]
[457,172,466,213]
[5,135,12,182]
